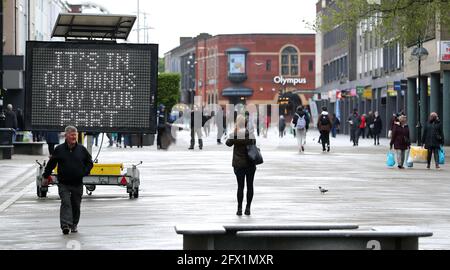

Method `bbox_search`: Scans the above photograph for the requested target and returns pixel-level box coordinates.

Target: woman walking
[422,112,444,170]
[390,115,410,169]
[373,111,382,145]
[226,115,257,216]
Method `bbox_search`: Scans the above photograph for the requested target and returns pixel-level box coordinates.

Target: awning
[222,87,253,97]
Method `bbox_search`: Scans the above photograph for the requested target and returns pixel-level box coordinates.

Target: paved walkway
[0,129,449,250]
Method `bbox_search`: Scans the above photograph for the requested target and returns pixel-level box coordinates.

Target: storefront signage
[273,76,307,86]
[387,83,397,97]
[329,90,337,103]
[356,86,364,96]
[229,54,246,74]
[363,87,372,99]
[439,41,450,62]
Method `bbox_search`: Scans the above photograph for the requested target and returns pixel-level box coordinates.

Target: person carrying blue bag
[390,115,410,169]
[422,112,444,170]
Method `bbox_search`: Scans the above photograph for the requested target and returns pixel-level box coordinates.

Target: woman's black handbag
[247,144,263,165]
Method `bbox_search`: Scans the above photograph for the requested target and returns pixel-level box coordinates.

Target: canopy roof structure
[51,13,136,40]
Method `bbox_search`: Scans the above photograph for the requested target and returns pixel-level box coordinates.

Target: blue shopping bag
[439,147,445,165]
[386,151,396,167]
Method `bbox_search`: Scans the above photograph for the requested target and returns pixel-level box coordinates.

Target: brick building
[182,34,316,114]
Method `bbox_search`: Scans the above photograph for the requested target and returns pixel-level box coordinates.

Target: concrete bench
[13,142,45,155]
[175,224,432,250]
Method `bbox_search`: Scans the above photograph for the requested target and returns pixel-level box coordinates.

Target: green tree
[158,58,165,73]
[317,0,450,46]
[157,73,180,113]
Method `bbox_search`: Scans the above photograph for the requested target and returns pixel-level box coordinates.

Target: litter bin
[0,128,14,159]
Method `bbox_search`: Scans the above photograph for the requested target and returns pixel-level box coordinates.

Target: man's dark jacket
[43,142,93,186]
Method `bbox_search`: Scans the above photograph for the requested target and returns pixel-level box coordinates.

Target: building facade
[193,34,316,117]
[3,0,69,110]
[315,0,450,145]
[165,34,212,105]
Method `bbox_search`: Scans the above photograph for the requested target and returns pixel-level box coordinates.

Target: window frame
[280,45,300,77]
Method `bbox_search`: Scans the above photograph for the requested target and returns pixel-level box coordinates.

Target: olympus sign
[273,76,307,86]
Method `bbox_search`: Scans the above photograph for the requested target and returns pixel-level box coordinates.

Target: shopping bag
[439,147,445,165]
[386,151,396,167]
[409,146,428,164]
[406,156,414,168]
[404,149,413,168]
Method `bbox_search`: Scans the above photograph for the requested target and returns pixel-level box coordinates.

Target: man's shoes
[244,206,251,216]
[427,164,431,169]
[301,146,304,152]
[327,146,330,152]
[71,225,78,233]
[62,226,70,235]
[236,208,242,216]
[188,146,194,150]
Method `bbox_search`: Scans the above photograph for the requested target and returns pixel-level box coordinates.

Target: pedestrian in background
[317,107,332,152]
[388,113,400,139]
[422,112,444,170]
[215,107,227,145]
[367,111,374,139]
[331,113,340,138]
[157,104,167,150]
[45,131,60,157]
[292,106,308,152]
[279,115,286,138]
[16,108,24,131]
[348,109,361,146]
[42,126,93,235]
[5,104,18,141]
[390,115,410,169]
[360,114,367,139]
[373,111,382,145]
[226,115,257,216]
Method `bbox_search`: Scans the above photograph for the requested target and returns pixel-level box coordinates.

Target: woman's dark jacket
[422,120,444,149]
[373,116,382,135]
[390,124,411,150]
[226,130,256,168]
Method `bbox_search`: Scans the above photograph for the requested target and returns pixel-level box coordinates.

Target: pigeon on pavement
[319,186,328,194]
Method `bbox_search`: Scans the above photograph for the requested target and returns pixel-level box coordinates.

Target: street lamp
[411,41,429,146]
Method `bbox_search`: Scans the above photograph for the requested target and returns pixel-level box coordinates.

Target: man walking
[42,126,93,235]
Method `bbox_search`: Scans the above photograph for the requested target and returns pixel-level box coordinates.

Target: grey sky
[69,0,318,57]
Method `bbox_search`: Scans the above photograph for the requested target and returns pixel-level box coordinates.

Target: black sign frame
[25,41,158,134]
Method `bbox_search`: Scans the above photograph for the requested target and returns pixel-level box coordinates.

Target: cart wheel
[133,189,139,199]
